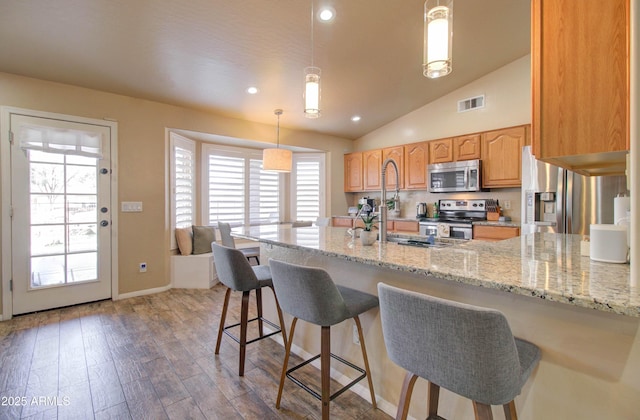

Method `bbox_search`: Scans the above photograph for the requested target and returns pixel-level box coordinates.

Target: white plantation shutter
[206,153,245,224]
[170,133,195,249]
[292,154,325,221]
[250,159,280,224]
[174,146,195,228]
[203,144,281,226]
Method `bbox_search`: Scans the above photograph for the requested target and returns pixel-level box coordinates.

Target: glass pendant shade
[304,66,321,118]
[263,109,292,172]
[423,0,453,79]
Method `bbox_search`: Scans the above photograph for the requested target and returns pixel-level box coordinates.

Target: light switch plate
[121,201,143,212]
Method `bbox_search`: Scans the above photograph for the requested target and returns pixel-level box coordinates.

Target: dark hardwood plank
[0,287,388,420]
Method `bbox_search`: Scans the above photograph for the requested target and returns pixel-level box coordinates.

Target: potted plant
[360,214,378,246]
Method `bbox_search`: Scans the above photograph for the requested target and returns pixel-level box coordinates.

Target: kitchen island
[234,225,639,419]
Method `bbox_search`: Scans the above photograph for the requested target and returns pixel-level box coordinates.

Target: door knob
[100,220,109,227]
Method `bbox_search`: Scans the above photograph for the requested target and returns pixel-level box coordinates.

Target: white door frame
[1,106,119,320]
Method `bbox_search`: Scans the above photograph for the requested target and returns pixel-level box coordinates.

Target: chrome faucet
[351,203,372,241]
[380,158,400,242]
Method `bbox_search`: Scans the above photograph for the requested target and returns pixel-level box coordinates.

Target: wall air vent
[457,95,485,113]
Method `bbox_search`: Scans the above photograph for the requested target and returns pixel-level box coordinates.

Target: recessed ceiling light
[318,7,335,22]
[351,115,361,122]
[246,86,259,94]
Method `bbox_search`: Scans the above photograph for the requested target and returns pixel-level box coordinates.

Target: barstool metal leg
[215,287,232,355]
[354,316,376,409]
[239,290,250,376]
[473,401,494,420]
[276,317,298,408]
[321,325,331,420]
[395,372,418,420]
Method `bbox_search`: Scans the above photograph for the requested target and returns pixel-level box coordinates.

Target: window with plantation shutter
[292,153,325,221]
[170,133,195,248]
[203,144,281,226]
[249,159,280,224]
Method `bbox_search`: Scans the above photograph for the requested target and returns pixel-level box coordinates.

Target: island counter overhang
[233,226,640,419]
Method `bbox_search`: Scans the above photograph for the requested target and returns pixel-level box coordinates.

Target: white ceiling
[0,0,530,140]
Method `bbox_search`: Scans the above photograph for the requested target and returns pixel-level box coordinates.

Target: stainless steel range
[418,199,488,240]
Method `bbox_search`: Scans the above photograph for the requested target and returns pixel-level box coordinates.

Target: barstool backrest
[212,243,259,292]
[217,222,236,248]
[378,283,523,405]
[269,259,348,326]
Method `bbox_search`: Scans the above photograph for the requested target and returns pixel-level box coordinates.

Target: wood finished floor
[0,285,390,420]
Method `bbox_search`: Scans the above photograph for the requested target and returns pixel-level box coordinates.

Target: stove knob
[472,203,478,207]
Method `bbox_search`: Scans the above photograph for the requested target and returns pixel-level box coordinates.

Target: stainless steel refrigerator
[521,146,628,236]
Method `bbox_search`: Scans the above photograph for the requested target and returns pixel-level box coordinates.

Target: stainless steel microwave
[428,159,482,193]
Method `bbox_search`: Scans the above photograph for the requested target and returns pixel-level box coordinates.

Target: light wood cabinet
[344,152,363,192]
[453,134,481,161]
[404,141,429,190]
[473,225,520,242]
[332,217,359,228]
[429,138,453,164]
[382,146,404,190]
[532,0,629,175]
[363,149,383,191]
[393,220,419,233]
[481,125,528,188]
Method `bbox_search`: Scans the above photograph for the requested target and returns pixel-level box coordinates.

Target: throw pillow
[175,227,193,255]
[192,225,216,255]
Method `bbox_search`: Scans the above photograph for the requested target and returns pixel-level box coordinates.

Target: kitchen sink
[387,236,454,248]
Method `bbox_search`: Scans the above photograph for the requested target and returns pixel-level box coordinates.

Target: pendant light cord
[274,109,283,149]
[310,0,314,67]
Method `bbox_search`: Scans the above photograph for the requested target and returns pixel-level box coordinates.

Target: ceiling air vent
[457,95,485,113]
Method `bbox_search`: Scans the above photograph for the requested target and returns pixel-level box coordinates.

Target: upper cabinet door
[532,0,629,175]
[453,134,481,161]
[382,146,404,190]
[344,152,363,192]
[404,141,429,190]
[481,125,528,188]
[363,149,383,191]
[429,138,453,164]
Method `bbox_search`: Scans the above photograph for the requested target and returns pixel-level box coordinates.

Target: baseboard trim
[116,284,172,300]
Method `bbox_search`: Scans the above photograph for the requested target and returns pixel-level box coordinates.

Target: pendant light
[304,0,321,118]
[262,109,292,172]
[423,0,453,79]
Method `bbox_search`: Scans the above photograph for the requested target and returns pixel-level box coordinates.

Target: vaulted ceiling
[0,0,530,139]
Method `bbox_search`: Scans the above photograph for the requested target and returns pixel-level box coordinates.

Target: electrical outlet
[503,200,511,210]
[353,325,360,345]
[139,262,147,273]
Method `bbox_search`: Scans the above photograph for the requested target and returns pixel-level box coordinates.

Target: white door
[9,113,113,315]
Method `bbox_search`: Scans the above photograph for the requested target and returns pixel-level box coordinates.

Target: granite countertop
[234,225,637,317]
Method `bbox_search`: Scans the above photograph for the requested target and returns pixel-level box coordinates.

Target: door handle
[100,220,109,227]
[100,207,108,213]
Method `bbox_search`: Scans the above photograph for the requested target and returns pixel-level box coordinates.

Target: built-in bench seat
[170,241,259,289]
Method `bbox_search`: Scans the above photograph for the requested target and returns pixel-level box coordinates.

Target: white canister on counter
[590,224,629,263]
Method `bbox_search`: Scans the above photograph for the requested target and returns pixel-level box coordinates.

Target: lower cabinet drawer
[473,225,520,241]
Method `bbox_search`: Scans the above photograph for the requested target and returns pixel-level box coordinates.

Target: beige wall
[343,55,531,221]
[354,55,531,150]
[0,72,353,304]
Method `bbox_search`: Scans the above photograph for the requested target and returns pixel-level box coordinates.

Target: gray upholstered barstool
[377,283,540,420]
[217,221,261,264]
[269,259,378,420]
[211,243,287,376]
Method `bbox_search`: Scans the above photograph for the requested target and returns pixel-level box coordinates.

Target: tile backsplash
[347,188,522,222]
